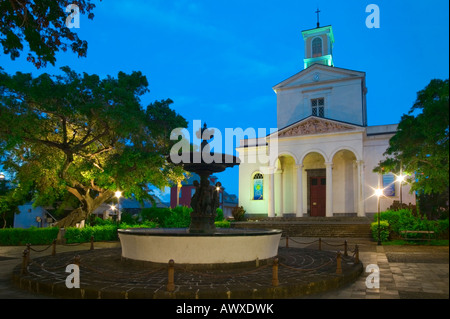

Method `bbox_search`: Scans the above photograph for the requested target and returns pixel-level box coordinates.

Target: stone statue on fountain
[188,123,222,233]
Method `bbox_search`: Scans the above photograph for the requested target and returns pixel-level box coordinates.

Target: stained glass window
[253,173,264,200]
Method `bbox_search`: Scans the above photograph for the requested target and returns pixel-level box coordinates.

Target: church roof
[272,63,365,92]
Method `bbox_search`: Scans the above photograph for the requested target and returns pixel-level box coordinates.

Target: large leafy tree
[0,67,187,227]
[0,0,98,68]
[374,79,449,213]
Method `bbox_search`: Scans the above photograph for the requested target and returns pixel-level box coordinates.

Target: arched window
[312,37,322,57]
[253,173,264,200]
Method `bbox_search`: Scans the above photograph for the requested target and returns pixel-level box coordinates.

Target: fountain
[118,123,282,266]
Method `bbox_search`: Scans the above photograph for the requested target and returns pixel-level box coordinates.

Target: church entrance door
[310,176,326,217]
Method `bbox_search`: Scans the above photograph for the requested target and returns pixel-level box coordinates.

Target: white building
[237,24,415,218]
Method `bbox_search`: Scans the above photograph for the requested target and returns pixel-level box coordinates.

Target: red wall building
[170,174,223,209]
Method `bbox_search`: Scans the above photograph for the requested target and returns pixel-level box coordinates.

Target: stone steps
[231,219,373,239]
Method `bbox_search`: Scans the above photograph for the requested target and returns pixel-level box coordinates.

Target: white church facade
[237,24,416,218]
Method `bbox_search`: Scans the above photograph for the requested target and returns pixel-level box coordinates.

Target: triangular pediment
[273,64,365,92]
[277,117,360,138]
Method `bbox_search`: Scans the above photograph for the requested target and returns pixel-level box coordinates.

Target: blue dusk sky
[1,0,449,201]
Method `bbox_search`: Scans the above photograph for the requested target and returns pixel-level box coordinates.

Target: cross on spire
[315,7,321,28]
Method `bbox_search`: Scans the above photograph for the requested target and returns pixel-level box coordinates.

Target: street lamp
[0,172,5,181]
[115,191,122,222]
[375,188,384,245]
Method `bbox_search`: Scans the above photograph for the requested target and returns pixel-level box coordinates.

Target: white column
[357,160,365,216]
[275,169,283,217]
[295,164,304,217]
[267,168,275,218]
[325,161,333,217]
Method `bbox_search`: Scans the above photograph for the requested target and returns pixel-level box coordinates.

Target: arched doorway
[302,152,327,217]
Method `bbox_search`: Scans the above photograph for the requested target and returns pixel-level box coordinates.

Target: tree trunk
[55,207,88,228]
[55,189,114,228]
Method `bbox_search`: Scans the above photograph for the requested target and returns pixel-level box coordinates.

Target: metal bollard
[90,236,94,250]
[167,259,175,292]
[336,251,342,274]
[344,240,348,257]
[272,258,279,287]
[21,249,29,275]
[73,255,81,266]
[354,245,360,264]
[286,235,289,248]
[318,238,322,251]
[52,239,57,256]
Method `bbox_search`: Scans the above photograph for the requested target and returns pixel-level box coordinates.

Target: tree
[0,67,187,227]
[374,79,449,215]
[0,178,19,228]
[0,0,98,68]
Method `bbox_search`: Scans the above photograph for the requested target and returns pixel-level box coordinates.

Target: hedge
[0,227,59,246]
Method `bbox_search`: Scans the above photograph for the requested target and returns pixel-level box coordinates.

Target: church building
[237,23,416,218]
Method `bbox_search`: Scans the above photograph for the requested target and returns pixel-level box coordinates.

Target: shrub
[232,206,246,221]
[119,212,139,225]
[435,219,449,239]
[215,208,224,221]
[215,220,230,228]
[140,207,172,226]
[119,221,158,229]
[371,221,390,242]
[374,210,404,235]
[89,217,116,227]
[163,206,191,228]
[374,209,449,240]
[0,227,59,245]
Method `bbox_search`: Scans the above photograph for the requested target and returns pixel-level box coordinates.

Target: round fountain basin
[118,228,282,265]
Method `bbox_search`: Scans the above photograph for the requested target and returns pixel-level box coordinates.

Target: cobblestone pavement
[0,238,448,299]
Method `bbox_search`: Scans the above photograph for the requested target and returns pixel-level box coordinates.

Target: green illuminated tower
[301,24,335,69]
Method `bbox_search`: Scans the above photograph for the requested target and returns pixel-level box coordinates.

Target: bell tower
[301,10,334,69]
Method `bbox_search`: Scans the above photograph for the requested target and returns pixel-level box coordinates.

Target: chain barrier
[27,242,54,253]
[321,240,345,247]
[176,263,271,279]
[284,237,321,245]
[278,258,334,273]
[79,263,165,279]
[19,236,361,292]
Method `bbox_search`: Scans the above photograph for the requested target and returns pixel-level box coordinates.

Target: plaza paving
[0,238,448,299]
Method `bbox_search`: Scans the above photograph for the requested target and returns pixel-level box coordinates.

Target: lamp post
[115,191,122,222]
[0,172,5,181]
[375,188,384,245]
